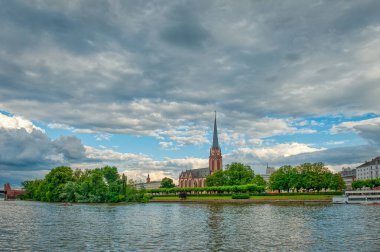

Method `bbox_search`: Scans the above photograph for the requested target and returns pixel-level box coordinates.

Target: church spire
[212,111,219,148]
[209,111,222,174]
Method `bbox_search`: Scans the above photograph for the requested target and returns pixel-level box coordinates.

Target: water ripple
[1,201,380,251]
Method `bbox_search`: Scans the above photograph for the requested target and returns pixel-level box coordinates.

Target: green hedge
[232,194,250,199]
[148,189,343,197]
[146,184,265,194]
[249,191,343,196]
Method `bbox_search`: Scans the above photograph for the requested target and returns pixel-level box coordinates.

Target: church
[178,113,222,188]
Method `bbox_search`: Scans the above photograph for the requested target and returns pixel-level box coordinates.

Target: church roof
[212,111,219,148]
[180,168,209,179]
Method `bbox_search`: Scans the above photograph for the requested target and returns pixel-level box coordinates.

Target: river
[0,200,379,251]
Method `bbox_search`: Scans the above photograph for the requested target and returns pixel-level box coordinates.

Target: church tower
[209,112,222,174]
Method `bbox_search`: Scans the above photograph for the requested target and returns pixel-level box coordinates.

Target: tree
[206,170,226,186]
[252,175,267,187]
[44,166,74,202]
[329,173,345,191]
[160,177,175,188]
[21,165,148,203]
[224,162,255,185]
[269,165,293,192]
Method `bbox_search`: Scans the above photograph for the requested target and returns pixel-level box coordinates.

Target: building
[3,183,26,200]
[356,157,380,180]
[261,165,276,182]
[135,174,161,189]
[339,167,356,190]
[178,113,222,188]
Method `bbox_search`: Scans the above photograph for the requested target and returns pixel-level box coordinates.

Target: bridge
[2,183,26,200]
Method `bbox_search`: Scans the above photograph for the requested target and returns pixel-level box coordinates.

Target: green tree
[269,165,293,192]
[160,177,175,188]
[224,162,255,185]
[206,170,226,186]
[298,163,330,192]
[329,173,345,191]
[252,175,267,187]
[44,166,74,202]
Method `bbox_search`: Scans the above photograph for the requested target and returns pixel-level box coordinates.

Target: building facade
[178,113,222,188]
[261,166,276,182]
[356,157,380,180]
[339,167,356,190]
[135,174,161,189]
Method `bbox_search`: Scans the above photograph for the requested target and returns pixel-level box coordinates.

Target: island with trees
[21,166,148,203]
[19,162,345,204]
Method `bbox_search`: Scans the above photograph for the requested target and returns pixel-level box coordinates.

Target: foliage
[205,170,226,186]
[22,166,146,203]
[160,177,175,188]
[146,184,265,194]
[269,163,345,192]
[352,178,380,189]
[231,194,250,199]
[152,194,337,201]
[205,162,264,187]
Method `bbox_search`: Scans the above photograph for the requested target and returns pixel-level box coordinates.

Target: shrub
[179,192,187,200]
[232,194,250,199]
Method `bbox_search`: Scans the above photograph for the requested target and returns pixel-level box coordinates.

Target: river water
[0,200,379,251]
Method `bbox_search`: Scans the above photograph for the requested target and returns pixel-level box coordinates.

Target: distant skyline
[1,0,380,185]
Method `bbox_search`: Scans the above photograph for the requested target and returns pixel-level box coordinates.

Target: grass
[151,194,334,201]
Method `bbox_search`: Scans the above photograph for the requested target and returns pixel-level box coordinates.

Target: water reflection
[206,204,225,251]
[1,201,380,251]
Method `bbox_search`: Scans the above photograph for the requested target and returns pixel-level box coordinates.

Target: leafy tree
[329,173,345,191]
[269,165,294,192]
[252,175,267,187]
[206,170,226,186]
[22,165,149,203]
[44,166,74,202]
[206,162,265,187]
[224,162,255,185]
[160,177,175,188]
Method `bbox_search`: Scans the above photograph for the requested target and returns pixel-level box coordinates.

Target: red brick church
[178,113,222,188]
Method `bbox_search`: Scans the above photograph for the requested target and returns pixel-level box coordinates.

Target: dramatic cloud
[1,1,380,183]
[1,1,380,137]
[331,117,380,144]
[0,114,86,175]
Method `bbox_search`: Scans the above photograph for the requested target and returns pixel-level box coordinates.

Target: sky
[1,0,380,186]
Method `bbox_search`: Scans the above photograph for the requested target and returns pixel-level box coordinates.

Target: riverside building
[356,157,380,180]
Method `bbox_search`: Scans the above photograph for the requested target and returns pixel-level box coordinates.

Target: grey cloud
[160,3,210,49]
[278,145,380,166]
[53,136,86,161]
[227,144,380,172]
[0,0,380,148]
[0,127,86,172]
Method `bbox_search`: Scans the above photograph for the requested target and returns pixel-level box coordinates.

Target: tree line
[21,166,148,203]
[352,178,380,189]
[205,162,267,187]
[147,184,265,194]
[269,163,345,192]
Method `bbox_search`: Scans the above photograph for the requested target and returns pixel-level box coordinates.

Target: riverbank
[150,194,334,204]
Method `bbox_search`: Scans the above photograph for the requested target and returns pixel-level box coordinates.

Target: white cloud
[325,141,345,145]
[84,146,151,162]
[234,142,325,160]
[325,163,362,173]
[331,117,380,134]
[0,113,44,133]
[95,133,112,141]
[159,141,173,149]
[48,123,74,131]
